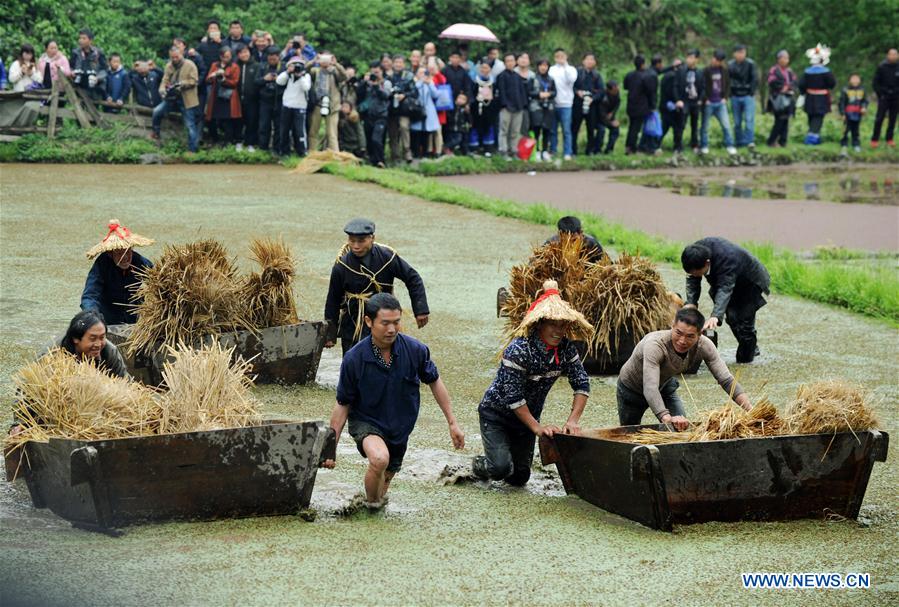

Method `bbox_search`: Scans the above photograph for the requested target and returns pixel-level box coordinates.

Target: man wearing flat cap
[324,218,430,355]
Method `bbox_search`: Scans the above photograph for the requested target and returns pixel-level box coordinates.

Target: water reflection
[619,167,899,205]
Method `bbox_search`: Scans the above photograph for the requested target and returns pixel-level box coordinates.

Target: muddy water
[616,166,899,205]
[1,164,897,605]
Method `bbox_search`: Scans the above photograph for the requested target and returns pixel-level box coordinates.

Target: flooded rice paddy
[0,164,897,605]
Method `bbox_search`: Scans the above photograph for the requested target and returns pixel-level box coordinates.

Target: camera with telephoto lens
[582,92,593,114]
[73,68,96,85]
[320,95,331,116]
[165,83,181,102]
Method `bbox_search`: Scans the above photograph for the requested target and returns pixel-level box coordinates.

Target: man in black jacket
[572,52,604,155]
[678,49,704,152]
[495,52,528,158]
[358,62,393,167]
[623,55,657,154]
[235,45,260,151]
[387,54,416,163]
[682,237,770,363]
[728,44,758,148]
[256,46,283,152]
[871,48,899,148]
[130,61,163,108]
[324,218,430,355]
[597,80,621,153]
[70,28,108,100]
[660,58,684,152]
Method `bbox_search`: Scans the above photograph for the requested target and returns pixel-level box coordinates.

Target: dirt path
[440,168,899,251]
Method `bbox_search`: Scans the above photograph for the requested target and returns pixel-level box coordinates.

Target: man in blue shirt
[322,293,464,509]
[474,280,591,486]
[82,219,154,325]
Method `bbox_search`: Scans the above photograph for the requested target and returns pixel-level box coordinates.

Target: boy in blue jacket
[105,53,131,112]
[839,73,868,153]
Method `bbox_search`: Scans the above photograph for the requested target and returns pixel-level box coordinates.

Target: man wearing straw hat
[82,219,154,326]
[324,218,429,355]
[322,293,464,510]
[473,280,591,486]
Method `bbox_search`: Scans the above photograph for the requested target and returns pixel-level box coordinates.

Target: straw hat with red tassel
[514,279,593,341]
[86,219,155,259]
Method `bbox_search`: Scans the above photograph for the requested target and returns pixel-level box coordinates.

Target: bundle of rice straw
[7,348,164,450]
[502,237,672,357]
[786,380,879,435]
[158,342,261,433]
[243,238,300,328]
[128,240,258,355]
[5,344,262,456]
[628,399,785,445]
[291,150,361,175]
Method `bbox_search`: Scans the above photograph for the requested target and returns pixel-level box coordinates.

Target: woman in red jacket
[205,47,242,145]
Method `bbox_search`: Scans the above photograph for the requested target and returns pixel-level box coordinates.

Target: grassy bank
[321,163,899,323]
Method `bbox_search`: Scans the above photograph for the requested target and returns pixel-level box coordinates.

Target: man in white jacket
[548,48,577,160]
[276,56,311,156]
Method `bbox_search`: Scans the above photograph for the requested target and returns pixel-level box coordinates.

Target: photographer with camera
[282,34,316,64]
[256,46,284,152]
[276,56,311,156]
[572,53,604,155]
[152,46,200,153]
[70,28,107,100]
[357,61,394,167]
[388,54,416,163]
[308,52,347,152]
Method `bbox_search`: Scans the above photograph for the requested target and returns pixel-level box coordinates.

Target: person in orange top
[205,47,242,145]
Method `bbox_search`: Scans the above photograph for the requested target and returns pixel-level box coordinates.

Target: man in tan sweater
[617,307,752,430]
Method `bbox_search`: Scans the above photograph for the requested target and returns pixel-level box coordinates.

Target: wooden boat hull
[5,420,328,533]
[106,322,328,386]
[540,425,889,531]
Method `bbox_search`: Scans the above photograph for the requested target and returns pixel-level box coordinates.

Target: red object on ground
[518,137,536,160]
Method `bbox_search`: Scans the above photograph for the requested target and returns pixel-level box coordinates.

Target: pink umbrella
[438,23,500,43]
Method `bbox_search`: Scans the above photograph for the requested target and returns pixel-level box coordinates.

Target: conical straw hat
[86,219,155,259]
[515,279,593,341]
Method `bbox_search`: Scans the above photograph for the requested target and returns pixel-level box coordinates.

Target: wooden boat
[106,322,329,386]
[540,425,889,531]
[5,420,331,534]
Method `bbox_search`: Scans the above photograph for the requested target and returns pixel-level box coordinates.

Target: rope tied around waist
[336,243,398,341]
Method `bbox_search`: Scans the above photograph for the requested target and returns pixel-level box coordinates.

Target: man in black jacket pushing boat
[324,218,430,355]
[681,237,770,363]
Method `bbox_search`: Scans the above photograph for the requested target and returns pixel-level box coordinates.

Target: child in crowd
[446,92,471,155]
[838,73,868,153]
[104,53,131,113]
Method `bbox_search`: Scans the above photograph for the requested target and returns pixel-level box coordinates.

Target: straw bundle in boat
[243,238,300,328]
[5,344,262,455]
[127,240,257,355]
[627,381,879,445]
[502,238,672,356]
[786,380,879,435]
[7,348,164,449]
[158,342,261,433]
[628,399,785,445]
